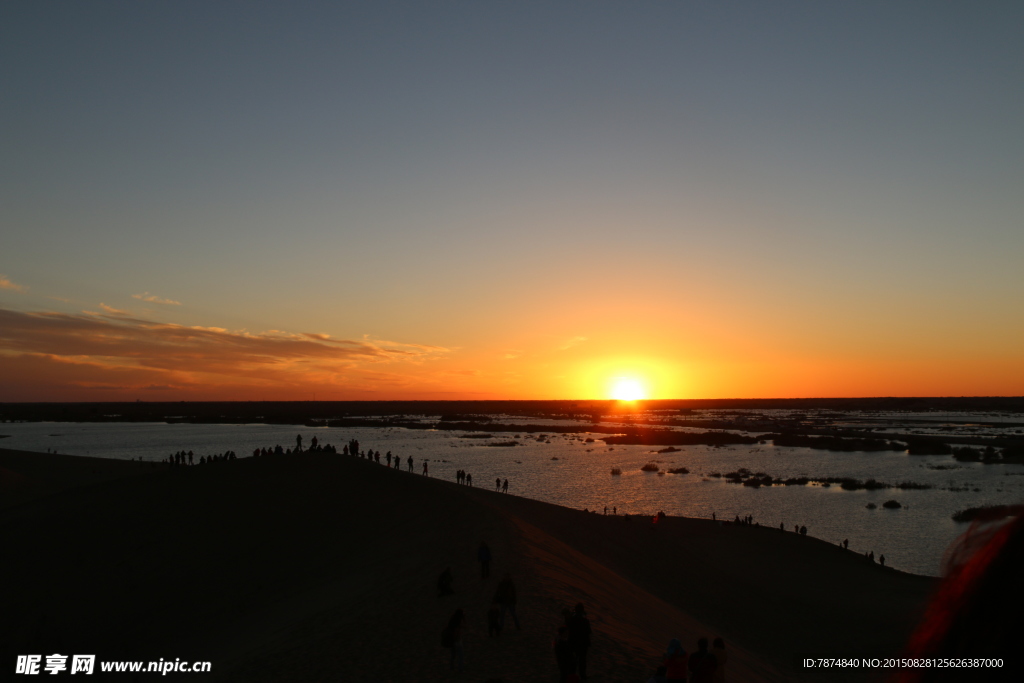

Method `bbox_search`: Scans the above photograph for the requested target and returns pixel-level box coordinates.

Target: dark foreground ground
[1,447,936,682]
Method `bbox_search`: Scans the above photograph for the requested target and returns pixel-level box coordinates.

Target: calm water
[3,419,1023,577]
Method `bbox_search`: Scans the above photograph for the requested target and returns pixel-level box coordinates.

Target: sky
[1,1,1022,401]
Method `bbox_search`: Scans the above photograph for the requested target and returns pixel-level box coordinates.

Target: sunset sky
[2,1,1022,401]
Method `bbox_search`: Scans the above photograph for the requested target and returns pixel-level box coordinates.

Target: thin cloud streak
[559,336,588,351]
[0,275,28,293]
[132,292,181,305]
[98,303,132,316]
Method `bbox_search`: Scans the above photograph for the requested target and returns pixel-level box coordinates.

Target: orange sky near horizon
[0,303,1021,402]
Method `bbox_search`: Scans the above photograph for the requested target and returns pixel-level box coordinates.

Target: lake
[3,414,1023,576]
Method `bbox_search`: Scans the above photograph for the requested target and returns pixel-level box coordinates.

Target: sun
[611,378,646,401]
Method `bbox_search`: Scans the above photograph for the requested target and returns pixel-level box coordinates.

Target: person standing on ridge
[711,637,728,683]
[568,602,592,680]
[688,637,718,683]
[554,626,576,682]
[663,638,688,683]
[495,573,520,630]
[295,434,302,452]
[442,608,465,672]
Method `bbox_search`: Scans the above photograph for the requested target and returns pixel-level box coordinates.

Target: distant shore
[2,396,1023,425]
[2,445,935,681]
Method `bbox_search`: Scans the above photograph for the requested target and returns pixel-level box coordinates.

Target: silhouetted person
[442,608,464,672]
[437,567,454,597]
[496,477,501,491]
[780,522,785,532]
[800,525,807,536]
[604,506,608,515]
[488,601,502,637]
[386,452,392,467]
[495,573,520,630]
[467,472,473,486]
[295,434,302,452]
[375,451,380,464]
[613,506,616,515]
[478,541,492,578]
[503,478,508,493]
[407,456,413,472]
[869,551,875,562]
[880,554,886,567]
[688,637,717,683]
[188,452,193,465]
[422,460,429,476]
[711,637,727,683]
[568,602,592,679]
[844,538,849,549]
[310,435,318,449]
[554,626,576,682]
[663,638,688,683]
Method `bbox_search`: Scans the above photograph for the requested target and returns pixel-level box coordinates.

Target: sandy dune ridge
[1,447,933,681]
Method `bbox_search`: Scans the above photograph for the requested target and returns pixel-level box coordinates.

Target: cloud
[559,336,588,351]
[98,303,132,316]
[0,275,28,293]
[0,307,451,399]
[132,292,181,305]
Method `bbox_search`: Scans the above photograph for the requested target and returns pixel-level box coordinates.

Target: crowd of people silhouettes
[165,449,239,466]
[647,636,727,683]
[157,431,930,677]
